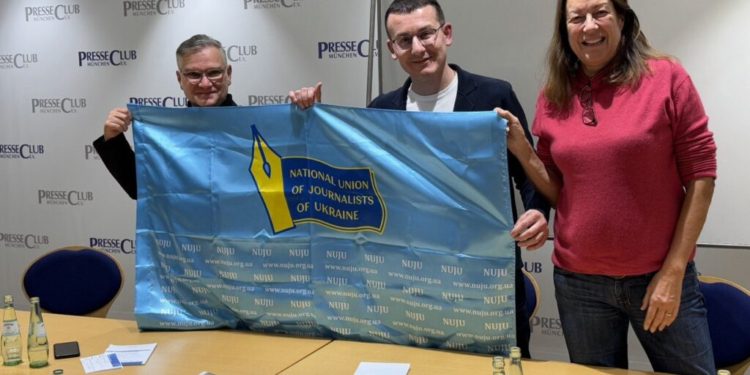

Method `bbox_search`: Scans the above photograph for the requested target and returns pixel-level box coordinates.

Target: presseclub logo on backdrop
[122,0,186,17]
[37,190,94,206]
[0,144,45,159]
[317,39,378,59]
[31,98,86,114]
[0,53,38,69]
[89,237,135,254]
[78,50,137,67]
[247,94,290,106]
[249,126,386,234]
[24,4,80,22]
[0,233,49,249]
[523,261,543,274]
[128,96,187,107]
[226,44,258,63]
[243,0,303,10]
[532,315,563,337]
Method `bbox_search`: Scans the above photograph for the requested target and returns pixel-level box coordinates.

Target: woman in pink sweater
[499,0,716,374]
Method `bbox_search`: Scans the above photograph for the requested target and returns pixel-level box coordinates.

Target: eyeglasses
[580,82,597,126]
[390,23,444,52]
[181,68,226,84]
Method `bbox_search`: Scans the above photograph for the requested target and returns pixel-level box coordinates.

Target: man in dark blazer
[290,0,549,358]
[377,0,550,358]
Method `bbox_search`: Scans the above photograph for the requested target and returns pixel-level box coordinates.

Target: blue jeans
[554,262,715,375]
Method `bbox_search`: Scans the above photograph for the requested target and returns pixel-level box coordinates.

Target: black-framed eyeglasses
[390,23,444,52]
[580,82,597,126]
[181,68,226,84]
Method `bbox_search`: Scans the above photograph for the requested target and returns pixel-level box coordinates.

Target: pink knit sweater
[533,59,717,276]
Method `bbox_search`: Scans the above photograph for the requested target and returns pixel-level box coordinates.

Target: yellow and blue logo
[249,125,386,234]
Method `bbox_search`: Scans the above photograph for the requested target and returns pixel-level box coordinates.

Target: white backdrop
[2,0,748,371]
[1,0,378,320]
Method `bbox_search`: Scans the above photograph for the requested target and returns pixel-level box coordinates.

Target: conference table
[5,311,668,374]
[278,339,669,375]
[5,311,329,375]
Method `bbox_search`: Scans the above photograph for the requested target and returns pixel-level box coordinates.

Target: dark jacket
[93,94,237,199]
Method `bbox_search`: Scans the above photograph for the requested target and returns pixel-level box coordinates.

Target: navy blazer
[368,64,550,222]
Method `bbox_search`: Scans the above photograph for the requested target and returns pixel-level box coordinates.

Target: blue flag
[131,103,516,354]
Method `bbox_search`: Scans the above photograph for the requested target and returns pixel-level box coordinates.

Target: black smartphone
[53,341,80,359]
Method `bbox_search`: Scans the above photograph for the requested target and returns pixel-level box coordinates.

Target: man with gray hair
[93,34,305,199]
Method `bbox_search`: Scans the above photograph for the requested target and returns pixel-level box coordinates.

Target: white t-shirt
[406,73,458,112]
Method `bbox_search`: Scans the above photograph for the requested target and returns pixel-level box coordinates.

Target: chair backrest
[22,246,123,317]
[698,275,750,372]
[522,268,540,321]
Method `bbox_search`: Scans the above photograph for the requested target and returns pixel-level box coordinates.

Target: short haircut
[175,34,227,70]
[384,0,445,37]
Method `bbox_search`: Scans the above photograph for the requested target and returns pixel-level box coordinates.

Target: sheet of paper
[105,343,157,366]
[80,353,122,373]
[354,362,410,375]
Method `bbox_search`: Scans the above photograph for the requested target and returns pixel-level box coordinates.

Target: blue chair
[23,246,123,317]
[699,275,750,374]
[522,268,540,321]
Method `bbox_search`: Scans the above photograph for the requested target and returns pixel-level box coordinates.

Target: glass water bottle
[491,355,506,375]
[27,297,49,368]
[507,346,523,375]
[1,295,22,366]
